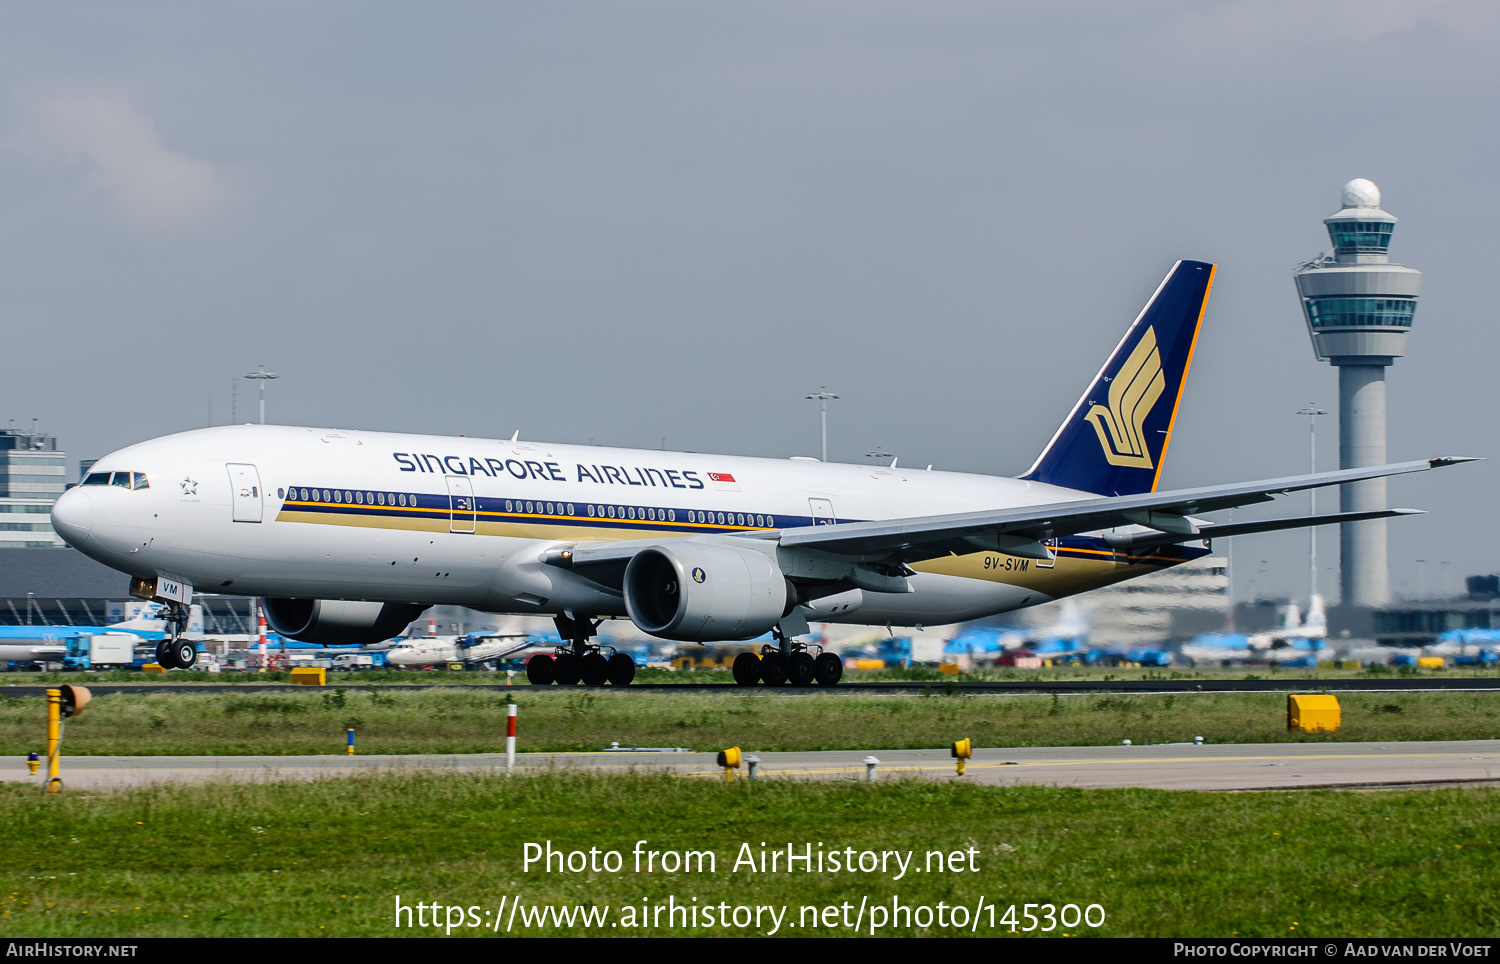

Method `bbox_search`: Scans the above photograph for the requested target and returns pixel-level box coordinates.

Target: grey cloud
[6,92,235,233]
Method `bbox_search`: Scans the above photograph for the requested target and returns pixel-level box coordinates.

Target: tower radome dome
[1341,178,1381,209]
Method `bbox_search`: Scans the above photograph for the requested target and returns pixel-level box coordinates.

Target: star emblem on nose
[180,477,198,495]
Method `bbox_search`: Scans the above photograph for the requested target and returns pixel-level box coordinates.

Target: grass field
[0,772,1494,937]
[2,687,1498,756]
[7,661,1497,687]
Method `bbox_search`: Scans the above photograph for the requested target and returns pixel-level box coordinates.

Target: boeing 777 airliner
[50,261,1471,686]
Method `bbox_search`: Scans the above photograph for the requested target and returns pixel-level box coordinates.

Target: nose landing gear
[152,601,198,669]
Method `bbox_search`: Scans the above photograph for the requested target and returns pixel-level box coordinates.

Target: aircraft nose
[50,487,95,546]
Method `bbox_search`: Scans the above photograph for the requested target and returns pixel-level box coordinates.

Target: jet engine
[261,598,430,646]
[623,542,795,641]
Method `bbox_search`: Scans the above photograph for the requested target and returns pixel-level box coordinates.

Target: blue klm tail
[1021,260,1215,497]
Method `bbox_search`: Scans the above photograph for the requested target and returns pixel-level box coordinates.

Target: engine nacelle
[261,598,429,647]
[624,542,795,641]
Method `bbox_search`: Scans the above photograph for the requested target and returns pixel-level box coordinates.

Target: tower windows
[1303,297,1416,329]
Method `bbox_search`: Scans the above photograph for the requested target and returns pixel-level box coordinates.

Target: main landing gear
[732,627,842,687]
[152,601,198,670]
[526,615,635,687]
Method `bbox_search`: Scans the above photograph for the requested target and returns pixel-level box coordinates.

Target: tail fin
[1021,260,1215,496]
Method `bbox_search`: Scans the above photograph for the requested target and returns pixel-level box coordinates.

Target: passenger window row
[288,487,416,508]
[583,503,673,522]
[82,472,149,490]
[504,500,578,517]
[285,486,774,530]
[584,505,773,528]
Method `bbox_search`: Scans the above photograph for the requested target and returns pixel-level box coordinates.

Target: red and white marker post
[506,703,517,773]
[257,602,268,673]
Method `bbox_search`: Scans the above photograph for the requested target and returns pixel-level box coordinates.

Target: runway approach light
[951,738,972,776]
[59,683,91,719]
[44,686,90,793]
[717,746,742,782]
[59,685,91,719]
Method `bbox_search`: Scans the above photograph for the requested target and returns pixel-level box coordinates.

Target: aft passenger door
[226,464,263,523]
[809,498,837,526]
[447,476,476,533]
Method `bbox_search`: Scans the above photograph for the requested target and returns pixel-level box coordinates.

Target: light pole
[804,388,839,462]
[1296,405,1328,606]
[244,366,280,425]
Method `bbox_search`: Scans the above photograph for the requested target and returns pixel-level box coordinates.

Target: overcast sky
[1,2,1495,604]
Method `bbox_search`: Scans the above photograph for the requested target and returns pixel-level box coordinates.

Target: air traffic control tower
[1294,178,1422,607]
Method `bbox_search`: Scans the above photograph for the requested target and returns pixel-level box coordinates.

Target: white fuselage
[51,425,1167,629]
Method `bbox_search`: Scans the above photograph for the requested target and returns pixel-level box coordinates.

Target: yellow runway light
[951,738,973,776]
[716,746,742,782]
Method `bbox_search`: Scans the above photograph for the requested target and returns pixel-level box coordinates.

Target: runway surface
[4,676,1499,697]
[7,740,1499,792]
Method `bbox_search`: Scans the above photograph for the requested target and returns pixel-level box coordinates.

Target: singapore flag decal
[708,472,740,492]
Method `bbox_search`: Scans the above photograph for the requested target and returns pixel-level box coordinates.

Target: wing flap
[1102,507,1425,550]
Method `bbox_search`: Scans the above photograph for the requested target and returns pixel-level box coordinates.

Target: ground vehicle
[62,632,145,670]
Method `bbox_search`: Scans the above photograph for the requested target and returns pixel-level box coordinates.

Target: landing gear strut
[746,628,842,687]
[154,601,197,670]
[525,615,636,687]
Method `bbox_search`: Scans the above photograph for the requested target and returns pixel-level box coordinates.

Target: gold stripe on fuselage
[276,504,1182,598]
[275,503,771,540]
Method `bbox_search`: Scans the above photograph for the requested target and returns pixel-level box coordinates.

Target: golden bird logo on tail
[1084,326,1165,469]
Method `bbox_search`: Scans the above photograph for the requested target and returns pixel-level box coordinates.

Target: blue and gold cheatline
[275,484,1205,596]
[276,486,793,536]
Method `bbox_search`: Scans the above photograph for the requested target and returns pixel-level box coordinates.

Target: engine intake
[262,598,429,647]
[624,542,795,641]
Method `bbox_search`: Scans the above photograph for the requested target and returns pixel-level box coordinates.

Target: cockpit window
[85,471,148,489]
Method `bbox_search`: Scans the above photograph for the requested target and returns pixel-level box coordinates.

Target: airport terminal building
[0,547,257,634]
[0,425,67,548]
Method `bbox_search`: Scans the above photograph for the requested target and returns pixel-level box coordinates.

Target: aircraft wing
[552,457,1473,587]
[771,457,1474,564]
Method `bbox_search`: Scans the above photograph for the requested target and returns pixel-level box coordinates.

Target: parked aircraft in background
[1182,597,1330,667]
[50,260,1472,686]
[0,607,189,665]
[385,633,533,667]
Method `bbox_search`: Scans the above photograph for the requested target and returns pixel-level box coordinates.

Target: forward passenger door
[226,464,263,523]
